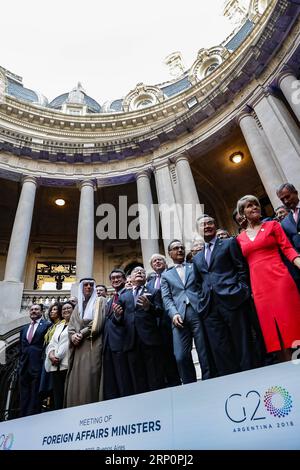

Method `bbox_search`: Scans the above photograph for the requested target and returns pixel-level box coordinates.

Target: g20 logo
[225,386,292,423]
[0,433,14,450]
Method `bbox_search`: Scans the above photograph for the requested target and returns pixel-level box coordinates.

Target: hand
[49,351,59,365]
[294,257,300,269]
[113,304,123,318]
[173,314,184,328]
[50,356,60,366]
[71,332,83,346]
[136,294,151,311]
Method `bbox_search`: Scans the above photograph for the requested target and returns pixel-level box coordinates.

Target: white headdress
[77,278,97,320]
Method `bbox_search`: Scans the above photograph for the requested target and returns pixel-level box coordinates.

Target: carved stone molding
[123,83,165,112]
[189,46,230,84]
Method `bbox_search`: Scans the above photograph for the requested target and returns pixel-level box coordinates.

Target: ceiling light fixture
[55,198,65,206]
[230,152,244,164]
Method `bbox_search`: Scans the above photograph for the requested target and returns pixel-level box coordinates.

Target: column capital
[21,175,38,187]
[78,179,96,191]
[136,168,152,181]
[248,86,272,109]
[152,159,170,172]
[276,68,297,88]
[236,109,253,125]
[171,152,191,165]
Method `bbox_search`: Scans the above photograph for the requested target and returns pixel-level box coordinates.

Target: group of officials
[18,182,300,417]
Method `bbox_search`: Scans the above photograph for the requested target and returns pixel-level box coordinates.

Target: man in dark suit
[161,240,213,384]
[193,215,253,376]
[103,269,133,400]
[114,266,165,394]
[277,183,300,290]
[19,304,51,417]
[147,254,181,387]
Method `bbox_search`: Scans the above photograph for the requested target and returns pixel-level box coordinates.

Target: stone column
[0,176,37,332]
[174,154,203,250]
[136,170,160,273]
[277,70,300,122]
[154,161,182,257]
[76,180,95,281]
[238,112,284,208]
[252,88,300,189]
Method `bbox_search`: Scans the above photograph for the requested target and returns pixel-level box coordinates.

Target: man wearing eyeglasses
[193,215,253,377]
[161,240,213,384]
[103,269,133,400]
[113,266,165,394]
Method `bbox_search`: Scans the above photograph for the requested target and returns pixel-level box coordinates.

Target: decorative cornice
[0,0,298,183]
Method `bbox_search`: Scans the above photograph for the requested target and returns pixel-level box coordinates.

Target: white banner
[0,361,300,450]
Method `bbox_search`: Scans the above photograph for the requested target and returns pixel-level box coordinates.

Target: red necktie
[27,320,36,344]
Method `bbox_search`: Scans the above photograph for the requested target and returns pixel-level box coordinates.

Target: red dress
[237,221,300,352]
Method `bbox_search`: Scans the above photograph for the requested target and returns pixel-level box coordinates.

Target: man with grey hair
[193,214,253,376]
[161,239,213,383]
[277,183,300,290]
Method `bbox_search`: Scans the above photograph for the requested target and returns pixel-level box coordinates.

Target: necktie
[205,242,212,267]
[133,287,141,305]
[27,320,36,344]
[113,292,119,303]
[154,274,161,289]
[293,207,299,224]
[176,264,185,283]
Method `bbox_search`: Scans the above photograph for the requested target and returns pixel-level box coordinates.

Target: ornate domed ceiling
[0,1,269,115]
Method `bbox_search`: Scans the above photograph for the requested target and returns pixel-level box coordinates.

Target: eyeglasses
[132,269,146,274]
[198,220,214,227]
[170,245,184,251]
[83,282,94,287]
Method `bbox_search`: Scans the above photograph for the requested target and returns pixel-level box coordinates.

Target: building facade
[0,0,300,371]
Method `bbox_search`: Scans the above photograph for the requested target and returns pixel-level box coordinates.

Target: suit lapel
[184,263,193,285]
[199,249,208,270]
[169,266,183,286]
[288,211,296,229]
[208,239,221,269]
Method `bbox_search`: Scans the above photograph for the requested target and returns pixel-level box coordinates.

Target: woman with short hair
[46,301,74,410]
[236,195,300,361]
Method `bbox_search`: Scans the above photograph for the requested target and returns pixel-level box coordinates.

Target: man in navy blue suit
[113,266,165,394]
[103,269,133,400]
[193,215,253,376]
[161,240,213,384]
[19,304,51,416]
[147,254,181,387]
[277,183,300,290]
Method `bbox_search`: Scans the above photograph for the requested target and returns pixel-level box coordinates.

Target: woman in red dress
[236,195,300,360]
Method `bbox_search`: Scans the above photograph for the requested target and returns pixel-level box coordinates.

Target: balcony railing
[21,290,71,315]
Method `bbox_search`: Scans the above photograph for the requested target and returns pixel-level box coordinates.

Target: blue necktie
[205,242,212,267]
[133,287,141,305]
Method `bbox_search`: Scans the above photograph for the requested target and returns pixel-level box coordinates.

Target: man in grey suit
[161,239,213,384]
